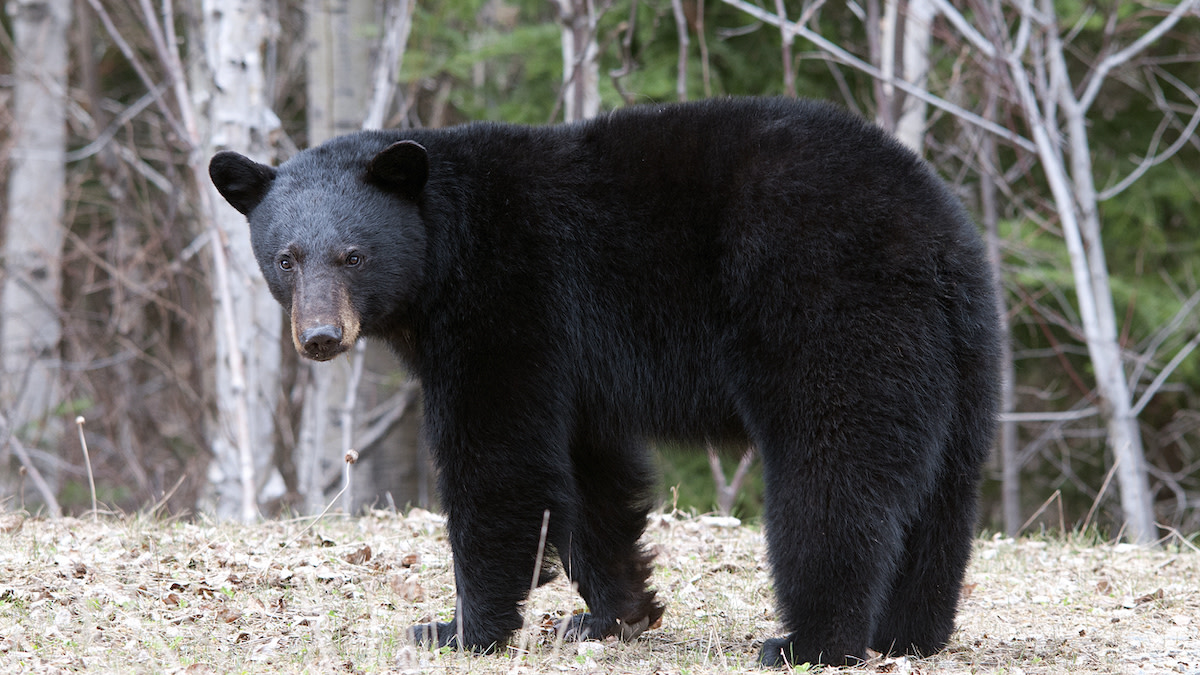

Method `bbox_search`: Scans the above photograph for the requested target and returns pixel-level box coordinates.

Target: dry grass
[0,508,1197,674]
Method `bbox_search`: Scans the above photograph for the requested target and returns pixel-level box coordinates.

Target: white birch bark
[1044,6,1156,545]
[877,0,898,130]
[194,0,284,521]
[299,0,419,515]
[894,0,934,153]
[1,0,72,460]
[1004,0,1157,543]
[553,0,600,122]
[299,0,372,514]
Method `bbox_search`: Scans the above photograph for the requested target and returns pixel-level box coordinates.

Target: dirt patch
[0,510,1196,673]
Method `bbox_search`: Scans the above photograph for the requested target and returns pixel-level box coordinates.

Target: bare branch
[1131,330,1200,418]
[1098,68,1200,201]
[65,84,167,162]
[363,0,416,131]
[0,412,63,517]
[1000,408,1099,423]
[1078,0,1200,113]
[928,0,995,58]
[719,0,1037,152]
[671,0,690,101]
[83,0,189,147]
[1130,290,1200,389]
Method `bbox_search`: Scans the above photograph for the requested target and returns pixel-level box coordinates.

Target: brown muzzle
[291,272,360,361]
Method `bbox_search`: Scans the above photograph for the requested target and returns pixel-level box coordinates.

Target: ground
[0,509,1196,674]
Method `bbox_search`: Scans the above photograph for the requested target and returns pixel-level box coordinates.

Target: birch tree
[299,0,421,514]
[988,0,1198,544]
[553,0,602,121]
[298,0,376,515]
[1,0,72,462]
[194,0,285,521]
[893,0,933,153]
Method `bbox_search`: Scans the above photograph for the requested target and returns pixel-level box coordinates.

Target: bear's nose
[300,324,343,360]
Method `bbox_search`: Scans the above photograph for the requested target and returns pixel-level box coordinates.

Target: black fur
[210,97,1001,666]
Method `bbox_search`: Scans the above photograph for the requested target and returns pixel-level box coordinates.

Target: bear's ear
[209,151,277,216]
[367,140,429,198]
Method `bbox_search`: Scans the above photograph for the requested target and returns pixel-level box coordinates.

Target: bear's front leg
[408,410,572,653]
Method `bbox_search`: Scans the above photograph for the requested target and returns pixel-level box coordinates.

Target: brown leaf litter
[0,510,1195,674]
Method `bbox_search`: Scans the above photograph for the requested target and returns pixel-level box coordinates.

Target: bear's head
[208,139,429,361]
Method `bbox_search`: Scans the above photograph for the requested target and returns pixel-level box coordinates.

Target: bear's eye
[278,257,293,271]
[345,253,362,267]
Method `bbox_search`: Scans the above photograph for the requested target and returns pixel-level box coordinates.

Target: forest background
[0,0,1198,544]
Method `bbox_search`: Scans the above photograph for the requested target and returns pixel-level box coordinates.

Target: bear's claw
[558,612,652,642]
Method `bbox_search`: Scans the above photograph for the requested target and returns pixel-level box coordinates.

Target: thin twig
[1016,489,1061,536]
[1081,456,1121,535]
[1130,329,1200,418]
[719,0,1037,152]
[338,340,367,511]
[0,412,62,516]
[1077,0,1200,113]
[289,450,358,546]
[76,416,97,521]
[517,509,553,655]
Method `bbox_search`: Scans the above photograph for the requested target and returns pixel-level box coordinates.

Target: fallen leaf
[390,573,425,602]
[1134,589,1164,605]
[0,514,24,534]
[344,544,372,565]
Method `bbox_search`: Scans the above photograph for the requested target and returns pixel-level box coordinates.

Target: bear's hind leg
[870,437,987,655]
[872,324,997,657]
[756,440,908,667]
[556,435,663,642]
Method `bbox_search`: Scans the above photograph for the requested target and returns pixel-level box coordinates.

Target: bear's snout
[288,270,360,361]
[299,324,347,361]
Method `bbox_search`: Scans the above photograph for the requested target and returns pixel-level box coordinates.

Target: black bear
[209,97,1000,667]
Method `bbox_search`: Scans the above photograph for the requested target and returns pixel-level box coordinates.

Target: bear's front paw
[758,634,862,668]
[558,613,608,642]
[408,620,458,649]
[758,636,795,667]
[408,620,504,654]
[558,612,652,642]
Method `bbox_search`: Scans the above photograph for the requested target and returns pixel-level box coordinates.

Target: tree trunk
[553,0,600,122]
[300,0,375,514]
[195,0,284,521]
[300,0,425,515]
[1041,0,1156,544]
[1,0,72,475]
[1059,90,1157,545]
[894,0,933,153]
[1005,4,1157,543]
[875,0,898,131]
[980,69,1021,537]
